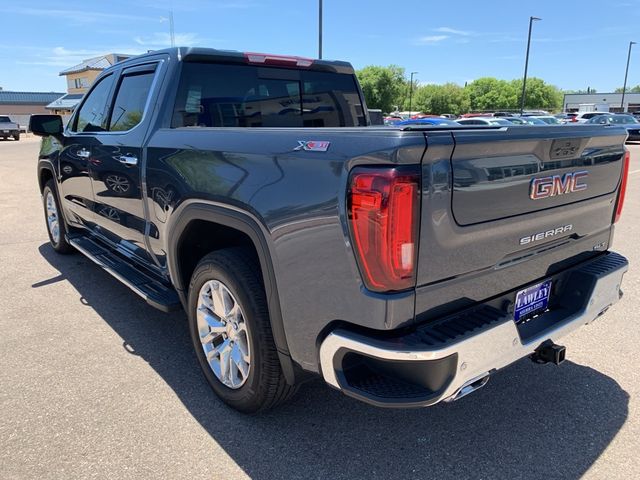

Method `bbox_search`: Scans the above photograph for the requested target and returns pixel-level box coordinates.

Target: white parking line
[630,169,640,175]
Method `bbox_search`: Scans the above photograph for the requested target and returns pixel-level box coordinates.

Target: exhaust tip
[445,372,491,402]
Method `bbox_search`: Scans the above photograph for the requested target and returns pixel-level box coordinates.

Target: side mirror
[29,115,63,137]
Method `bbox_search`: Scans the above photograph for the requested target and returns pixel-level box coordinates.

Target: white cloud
[16,46,144,68]
[135,0,258,10]
[434,27,473,36]
[414,35,449,45]
[133,32,208,47]
[6,7,156,23]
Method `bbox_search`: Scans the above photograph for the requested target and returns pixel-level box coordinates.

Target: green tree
[614,85,640,93]
[466,77,518,111]
[564,88,597,94]
[511,77,563,111]
[413,83,470,115]
[356,65,406,113]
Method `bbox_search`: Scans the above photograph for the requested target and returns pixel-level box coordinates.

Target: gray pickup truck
[0,115,20,140]
[30,47,629,413]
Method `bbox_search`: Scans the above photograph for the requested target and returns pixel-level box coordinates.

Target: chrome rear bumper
[319,252,628,407]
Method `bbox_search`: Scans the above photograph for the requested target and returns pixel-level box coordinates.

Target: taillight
[614,149,631,223]
[348,167,420,292]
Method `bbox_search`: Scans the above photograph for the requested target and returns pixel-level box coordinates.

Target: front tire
[187,248,297,413]
[13,133,20,141]
[42,180,74,254]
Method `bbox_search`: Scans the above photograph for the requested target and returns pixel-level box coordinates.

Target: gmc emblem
[529,171,588,200]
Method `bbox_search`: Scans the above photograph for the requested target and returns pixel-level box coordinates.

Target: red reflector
[348,167,420,292]
[614,149,630,223]
[244,52,314,67]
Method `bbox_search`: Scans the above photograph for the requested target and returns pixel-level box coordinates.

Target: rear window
[172,62,366,128]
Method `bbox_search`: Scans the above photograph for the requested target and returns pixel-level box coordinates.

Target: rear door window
[108,66,156,132]
[172,62,365,128]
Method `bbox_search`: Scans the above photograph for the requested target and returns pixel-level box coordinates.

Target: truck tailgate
[415,125,627,320]
[450,126,625,225]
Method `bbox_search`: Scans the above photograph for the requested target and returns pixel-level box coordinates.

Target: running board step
[68,235,181,312]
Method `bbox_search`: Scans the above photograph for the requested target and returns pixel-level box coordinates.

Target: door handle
[76,148,90,158]
[117,154,138,166]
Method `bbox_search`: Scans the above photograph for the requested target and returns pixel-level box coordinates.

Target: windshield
[537,116,561,124]
[525,118,546,125]
[0,116,11,122]
[609,115,638,124]
[588,115,639,124]
[489,119,513,125]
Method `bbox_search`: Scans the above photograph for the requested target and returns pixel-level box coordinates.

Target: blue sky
[0,0,638,93]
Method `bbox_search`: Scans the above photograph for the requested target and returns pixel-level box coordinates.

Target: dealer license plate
[514,280,552,323]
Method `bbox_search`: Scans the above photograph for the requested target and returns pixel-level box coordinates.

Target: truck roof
[112,47,355,75]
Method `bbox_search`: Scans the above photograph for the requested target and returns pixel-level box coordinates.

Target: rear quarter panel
[147,127,426,371]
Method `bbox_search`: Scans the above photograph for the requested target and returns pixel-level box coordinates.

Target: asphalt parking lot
[1,137,639,480]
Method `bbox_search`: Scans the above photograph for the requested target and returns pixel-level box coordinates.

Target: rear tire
[13,133,20,141]
[187,248,297,413]
[42,180,74,254]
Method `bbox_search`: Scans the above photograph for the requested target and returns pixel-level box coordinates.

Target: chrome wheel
[197,280,251,389]
[45,191,60,244]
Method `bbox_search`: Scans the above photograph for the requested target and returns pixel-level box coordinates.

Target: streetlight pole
[621,41,636,111]
[318,0,323,59]
[409,71,418,115]
[520,16,541,115]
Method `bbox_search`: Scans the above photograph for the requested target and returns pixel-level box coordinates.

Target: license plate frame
[514,280,552,323]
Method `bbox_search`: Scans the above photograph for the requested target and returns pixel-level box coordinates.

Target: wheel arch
[166,201,298,384]
[37,159,56,193]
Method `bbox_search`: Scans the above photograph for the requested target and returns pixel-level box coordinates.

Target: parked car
[527,116,562,125]
[0,115,20,140]
[30,47,629,413]
[459,112,494,118]
[555,113,578,124]
[574,112,606,123]
[585,114,640,141]
[522,117,548,126]
[383,116,404,126]
[501,117,529,125]
[397,118,460,126]
[456,117,514,126]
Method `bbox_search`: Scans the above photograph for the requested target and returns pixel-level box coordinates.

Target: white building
[563,92,640,113]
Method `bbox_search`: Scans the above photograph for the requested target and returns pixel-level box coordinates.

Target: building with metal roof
[0,90,66,119]
[46,93,85,114]
[60,53,131,95]
[42,53,132,114]
[563,92,640,113]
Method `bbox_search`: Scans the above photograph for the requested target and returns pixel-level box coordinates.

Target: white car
[574,112,606,123]
[456,117,513,126]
